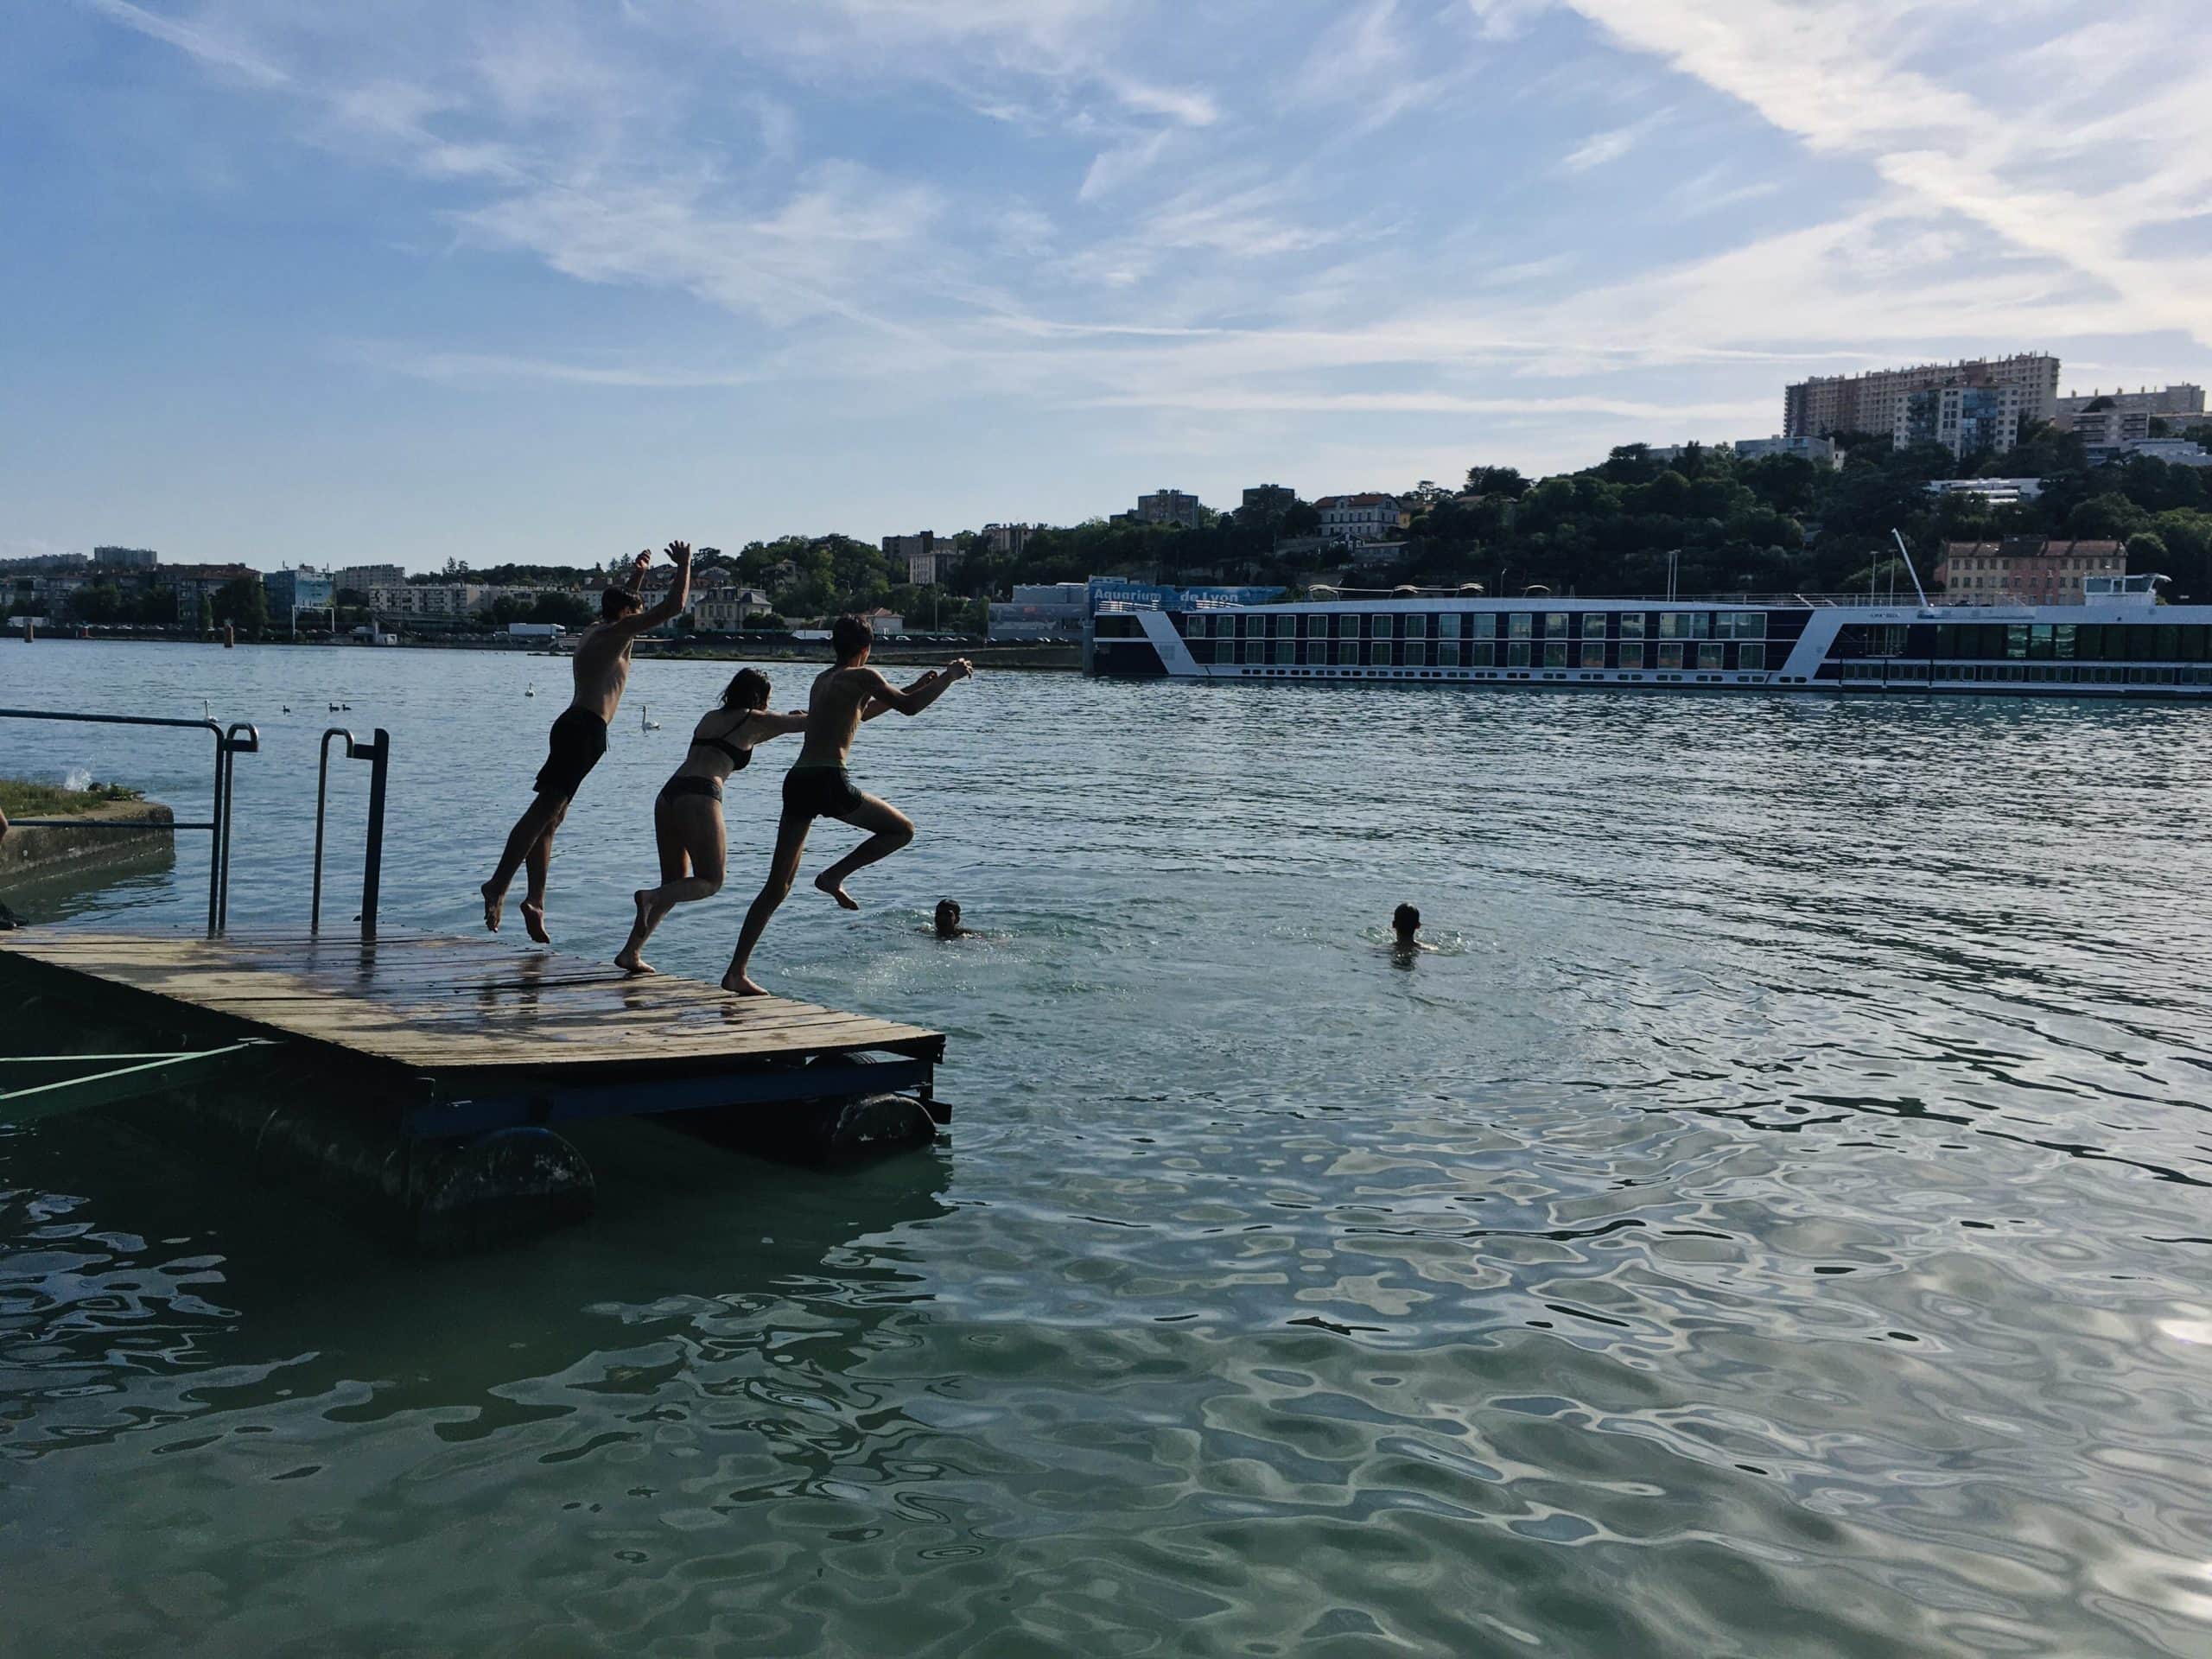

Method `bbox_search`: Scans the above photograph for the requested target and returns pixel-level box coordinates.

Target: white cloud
[1560,110,1667,172]
[79,0,289,86]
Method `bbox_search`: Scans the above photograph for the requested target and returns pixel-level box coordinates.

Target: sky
[3,0,2209,574]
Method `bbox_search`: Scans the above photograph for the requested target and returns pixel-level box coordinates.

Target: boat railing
[0,707,258,935]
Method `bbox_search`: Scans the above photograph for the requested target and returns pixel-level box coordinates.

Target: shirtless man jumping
[723,612,971,995]
[480,540,692,943]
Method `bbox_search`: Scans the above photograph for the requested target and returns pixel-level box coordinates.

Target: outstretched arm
[860,660,971,716]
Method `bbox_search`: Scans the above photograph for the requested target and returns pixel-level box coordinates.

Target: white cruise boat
[1087,575,2212,699]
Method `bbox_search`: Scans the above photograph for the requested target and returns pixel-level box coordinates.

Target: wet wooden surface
[0,929,944,1076]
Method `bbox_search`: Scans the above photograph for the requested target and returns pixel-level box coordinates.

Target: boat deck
[0,927,946,1138]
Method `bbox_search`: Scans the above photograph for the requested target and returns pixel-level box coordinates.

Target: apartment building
[883,531,952,587]
[1135,488,1203,529]
[1897,384,2026,460]
[334,563,405,593]
[2056,384,2204,430]
[1732,435,1841,468]
[1934,538,2125,606]
[1785,353,2060,439]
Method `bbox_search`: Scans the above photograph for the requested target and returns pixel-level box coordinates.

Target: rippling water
[5,639,2212,1656]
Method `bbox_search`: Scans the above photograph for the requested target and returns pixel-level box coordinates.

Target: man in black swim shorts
[722,612,971,995]
[480,541,691,944]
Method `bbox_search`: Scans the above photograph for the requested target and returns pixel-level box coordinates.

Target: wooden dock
[0,927,947,1141]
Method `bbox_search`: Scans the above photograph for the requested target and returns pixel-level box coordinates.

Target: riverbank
[12,632,1081,670]
[0,780,175,885]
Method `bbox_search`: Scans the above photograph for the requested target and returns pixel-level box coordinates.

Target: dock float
[0,928,949,1249]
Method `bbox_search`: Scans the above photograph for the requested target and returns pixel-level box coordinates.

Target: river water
[3,638,2211,1656]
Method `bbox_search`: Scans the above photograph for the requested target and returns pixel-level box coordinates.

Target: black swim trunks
[782,763,866,822]
[533,707,607,799]
[658,774,723,804]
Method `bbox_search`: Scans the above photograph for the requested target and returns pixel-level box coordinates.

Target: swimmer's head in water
[721,668,771,710]
[601,587,644,621]
[832,613,873,664]
[1392,903,1421,940]
[934,899,962,936]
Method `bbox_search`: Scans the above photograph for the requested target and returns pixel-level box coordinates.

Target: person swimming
[932,899,976,939]
[613,667,815,975]
[1392,902,1421,947]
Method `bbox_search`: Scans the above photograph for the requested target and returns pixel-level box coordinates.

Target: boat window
[1737,643,1766,671]
[1439,642,1461,668]
[2006,625,2028,659]
[1619,613,1646,639]
[2053,625,2075,659]
[1371,642,1394,667]
[2156,625,2180,659]
[1507,640,1531,667]
[2029,623,2055,659]
[1698,643,1725,671]
[1338,641,1359,665]
[1275,639,1295,664]
[1618,643,1644,671]
[1509,613,1533,640]
[1404,614,1427,638]
[1243,640,1268,664]
[1465,641,1495,667]
[1580,641,1605,669]
[1717,612,1768,639]
[1543,641,1568,668]
[1545,613,1569,638]
[1216,640,1236,664]
[1471,613,1497,639]
[1581,613,1607,640]
[1184,614,1207,639]
[1274,613,1297,636]
[1405,641,1427,667]
[1659,612,1688,639]
[1657,642,1685,669]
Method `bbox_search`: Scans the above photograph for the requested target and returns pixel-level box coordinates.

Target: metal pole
[361,729,388,940]
[312,730,340,933]
[207,726,225,936]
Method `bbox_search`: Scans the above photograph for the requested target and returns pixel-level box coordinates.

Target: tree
[197,595,215,633]
[213,575,269,636]
[2125,531,2170,569]
[1465,465,1529,499]
[2068,493,2150,541]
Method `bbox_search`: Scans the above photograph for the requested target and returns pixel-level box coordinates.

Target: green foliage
[0,778,144,817]
[213,575,268,636]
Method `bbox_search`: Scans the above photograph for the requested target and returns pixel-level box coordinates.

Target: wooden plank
[0,929,944,1082]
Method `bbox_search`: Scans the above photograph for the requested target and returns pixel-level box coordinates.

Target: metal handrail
[0,707,257,934]
[312,728,390,938]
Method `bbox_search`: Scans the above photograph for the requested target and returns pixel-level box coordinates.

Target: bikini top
[690,712,753,771]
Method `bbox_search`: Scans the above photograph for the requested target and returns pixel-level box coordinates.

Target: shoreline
[12,632,1083,671]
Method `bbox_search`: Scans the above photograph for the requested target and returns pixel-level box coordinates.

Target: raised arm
[610,541,694,637]
[860,660,970,716]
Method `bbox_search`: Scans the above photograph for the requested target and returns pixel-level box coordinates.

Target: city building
[1732,435,1841,468]
[92,545,159,569]
[1896,383,2026,460]
[2087,437,2212,468]
[1785,353,2060,439]
[0,552,89,573]
[1135,488,1203,529]
[982,522,1031,557]
[691,587,774,632]
[883,531,953,587]
[162,563,258,623]
[2056,384,2204,431]
[2069,407,2158,447]
[365,582,480,620]
[1926,477,2045,505]
[1240,484,1298,516]
[264,567,335,617]
[862,607,906,636]
[334,563,405,594]
[1313,493,1404,544]
[1934,538,2125,606]
[988,582,1089,643]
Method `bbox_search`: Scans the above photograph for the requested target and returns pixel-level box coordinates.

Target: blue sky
[4,0,2209,573]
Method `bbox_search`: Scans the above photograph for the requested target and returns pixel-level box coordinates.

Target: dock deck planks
[0,927,945,1079]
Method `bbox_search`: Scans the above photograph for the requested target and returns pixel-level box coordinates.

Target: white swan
[641,704,661,732]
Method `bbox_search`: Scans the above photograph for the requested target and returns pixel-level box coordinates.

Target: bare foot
[520,900,550,944]
[815,873,860,911]
[614,950,655,976]
[721,970,769,996]
[480,882,503,932]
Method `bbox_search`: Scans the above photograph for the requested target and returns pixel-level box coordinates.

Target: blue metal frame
[403,1057,932,1139]
[0,707,258,934]
[313,727,391,938]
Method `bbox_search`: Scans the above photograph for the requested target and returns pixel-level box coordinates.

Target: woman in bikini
[614,669,808,975]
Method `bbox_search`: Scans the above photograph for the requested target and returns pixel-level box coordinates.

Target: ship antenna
[1891,527,1931,607]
